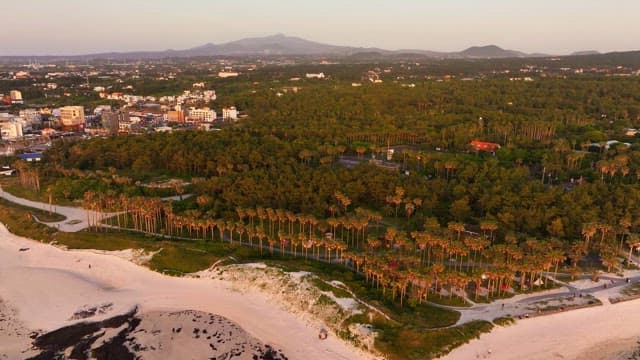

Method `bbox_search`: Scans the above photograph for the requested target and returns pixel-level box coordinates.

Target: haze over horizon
[4,0,640,56]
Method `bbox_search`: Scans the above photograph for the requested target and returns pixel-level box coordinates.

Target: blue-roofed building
[17,152,42,162]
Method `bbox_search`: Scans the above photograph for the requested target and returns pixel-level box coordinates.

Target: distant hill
[182,34,373,56]
[571,50,601,56]
[0,34,634,61]
[458,45,527,58]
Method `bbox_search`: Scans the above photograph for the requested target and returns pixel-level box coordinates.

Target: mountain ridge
[0,34,632,60]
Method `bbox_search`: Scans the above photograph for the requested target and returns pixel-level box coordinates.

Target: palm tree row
[80,190,640,307]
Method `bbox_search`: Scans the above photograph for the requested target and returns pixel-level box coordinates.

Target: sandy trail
[0,223,370,360]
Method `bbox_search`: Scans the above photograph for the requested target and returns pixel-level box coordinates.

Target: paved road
[0,187,115,232]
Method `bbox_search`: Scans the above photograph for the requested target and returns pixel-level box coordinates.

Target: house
[0,114,25,139]
[470,140,501,152]
[188,108,216,122]
[305,73,325,79]
[155,126,173,133]
[18,153,43,162]
[218,72,239,78]
[222,107,238,121]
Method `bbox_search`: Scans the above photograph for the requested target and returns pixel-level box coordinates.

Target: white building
[9,90,23,104]
[306,73,325,79]
[218,72,239,78]
[222,107,238,121]
[188,108,217,122]
[0,114,24,140]
[155,126,173,133]
[18,109,42,125]
[93,105,112,115]
[203,90,216,101]
[59,106,85,127]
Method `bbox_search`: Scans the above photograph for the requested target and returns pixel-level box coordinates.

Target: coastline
[574,337,640,360]
[0,222,373,359]
[441,298,640,360]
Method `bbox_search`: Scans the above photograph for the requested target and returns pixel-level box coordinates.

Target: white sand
[0,223,371,360]
[441,299,640,360]
[0,299,38,359]
[123,310,287,360]
[574,337,640,360]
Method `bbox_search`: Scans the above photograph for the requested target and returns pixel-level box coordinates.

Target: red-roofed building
[470,140,501,152]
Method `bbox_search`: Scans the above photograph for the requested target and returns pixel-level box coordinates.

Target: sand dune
[0,224,371,359]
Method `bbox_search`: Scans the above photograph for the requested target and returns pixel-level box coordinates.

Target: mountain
[64,34,386,59]
[177,34,351,56]
[458,45,526,58]
[207,34,360,55]
[571,50,600,56]
[0,34,628,60]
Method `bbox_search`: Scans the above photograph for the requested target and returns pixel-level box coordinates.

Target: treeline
[41,76,640,243]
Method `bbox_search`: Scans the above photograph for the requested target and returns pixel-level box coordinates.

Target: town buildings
[218,71,239,78]
[188,107,216,122]
[93,105,112,115]
[167,110,185,123]
[0,114,25,140]
[305,73,325,79]
[18,109,42,126]
[222,107,238,120]
[9,90,23,104]
[59,106,86,127]
[101,111,130,135]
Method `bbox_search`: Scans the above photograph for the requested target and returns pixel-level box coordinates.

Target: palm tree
[46,186,53,214]
[480,220,498,243]
[581,223,597,249]
[268,236,277,255]
[216,220,226,242]
[447,221,465,242]
[549,249,566,279]
[236,222,247,244]
[384,227,397,249]
[626,234,640,265]
[405,202,415,219]
[227,221,236,243]
[256,229,266,255]
[334,191,351,215]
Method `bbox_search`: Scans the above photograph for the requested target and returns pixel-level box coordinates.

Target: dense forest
[12,69,640,305]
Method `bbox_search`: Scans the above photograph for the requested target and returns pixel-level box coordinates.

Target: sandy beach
[0,223,371,359]
[4,217,640,360]
[441,298,640,360]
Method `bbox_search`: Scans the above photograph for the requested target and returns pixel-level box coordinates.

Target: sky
[4,0,640,56]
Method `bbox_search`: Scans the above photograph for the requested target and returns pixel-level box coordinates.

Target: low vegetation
[493,317,515,327]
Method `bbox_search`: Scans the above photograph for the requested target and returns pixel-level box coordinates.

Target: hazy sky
[4,0,640,55]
